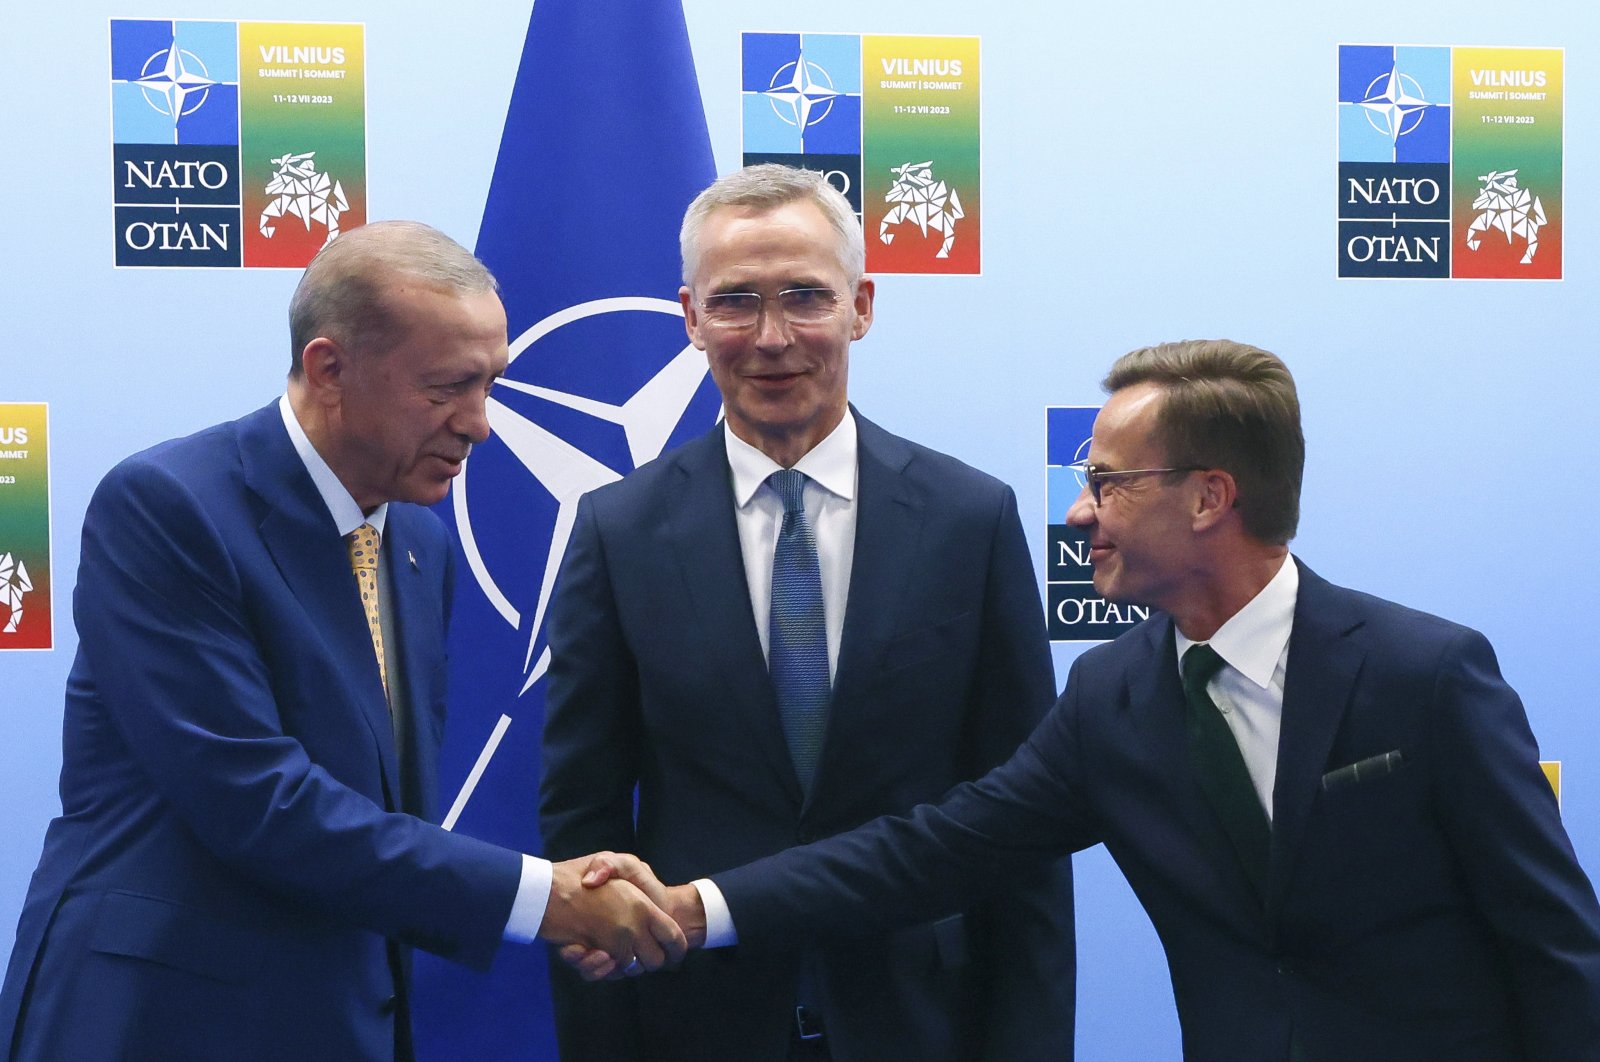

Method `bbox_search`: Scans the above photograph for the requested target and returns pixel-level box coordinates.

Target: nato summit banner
[742,32,982,274]
[110,18,366,268]
[1336,44,1562,279]
[1045,406,1147,642]
[0,405,50,652]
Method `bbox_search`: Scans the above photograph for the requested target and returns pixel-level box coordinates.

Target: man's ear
[1191,468,1239,532]
[850,276,875,340]
[298,337,346,404]
[679,287,707,351]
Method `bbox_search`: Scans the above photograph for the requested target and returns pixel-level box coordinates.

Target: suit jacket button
[380,995,398,1015]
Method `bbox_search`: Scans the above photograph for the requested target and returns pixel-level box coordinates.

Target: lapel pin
[408,550,419,570]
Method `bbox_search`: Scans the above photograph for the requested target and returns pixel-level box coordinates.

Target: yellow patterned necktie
[346,523,388,697]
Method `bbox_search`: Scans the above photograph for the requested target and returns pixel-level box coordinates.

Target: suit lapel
[1132,616,1247,866]
[385,510,442,818]
[1267,561,1366,918]
[830,415,918,709]
[237,404,404,807]
[664,429,802,802]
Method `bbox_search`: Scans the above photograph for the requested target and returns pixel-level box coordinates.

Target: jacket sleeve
[1431,627,1600,1057]
[76,455,522,970]
[960,486,1077,1062]
[712,659,1099,966]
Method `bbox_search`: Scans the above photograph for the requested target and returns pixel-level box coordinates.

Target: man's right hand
[538,854,687,974]
[557,853,707,980]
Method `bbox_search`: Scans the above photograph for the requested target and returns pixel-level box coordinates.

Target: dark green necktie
[1182,643,1270,900]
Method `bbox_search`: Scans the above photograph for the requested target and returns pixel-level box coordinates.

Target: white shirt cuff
[693,878,738,948]
[503,854,552,943]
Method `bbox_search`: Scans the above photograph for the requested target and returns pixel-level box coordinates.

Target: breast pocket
[879,610,976,676]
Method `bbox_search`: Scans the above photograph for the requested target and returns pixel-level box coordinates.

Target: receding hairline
[288,221,497,370]
[300,220,498,297]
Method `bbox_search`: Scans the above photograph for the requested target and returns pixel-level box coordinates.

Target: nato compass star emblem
[763,49,840,132]
[134,42,217,119]
[1359,66,1435,142]
[452,297,720,696]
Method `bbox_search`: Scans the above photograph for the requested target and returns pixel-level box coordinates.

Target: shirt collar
[278,394,388,536]
[725,411,858,509]
[1175,555,1298,688]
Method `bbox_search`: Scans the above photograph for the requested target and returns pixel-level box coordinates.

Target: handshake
[538,854,706,980]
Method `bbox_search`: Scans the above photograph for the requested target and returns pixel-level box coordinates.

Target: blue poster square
[798,34,861,94]
[743,93,801,153]
[1046,406,1097,467]
[743,33,801,92]
[111,20,176,82]
[1338,45,1394,103]
[802,94,859,155]
[176,84,238,145]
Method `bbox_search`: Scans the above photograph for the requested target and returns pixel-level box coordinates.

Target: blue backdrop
[3,2,1597,1058]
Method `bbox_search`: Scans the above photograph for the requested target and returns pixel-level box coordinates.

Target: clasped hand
[549,853,705,981]
[538,854,695,977]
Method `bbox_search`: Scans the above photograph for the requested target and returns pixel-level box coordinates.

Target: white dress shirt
[1174,554,1298,819]
[278,397,550,940]
[695,412,862,948]
[724,412,859,680]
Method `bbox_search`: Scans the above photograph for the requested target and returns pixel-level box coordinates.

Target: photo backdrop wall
[3,1,1596,1057]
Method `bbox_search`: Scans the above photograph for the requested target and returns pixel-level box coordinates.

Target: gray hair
[679,164,864,287]
[287,220,498,375]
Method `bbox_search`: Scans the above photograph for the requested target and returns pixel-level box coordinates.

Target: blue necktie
[768,469,830,793]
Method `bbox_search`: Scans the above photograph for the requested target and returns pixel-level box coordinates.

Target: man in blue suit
[0,222,682,1062]
[580,339,1600,1060]
[539,165,1075,1060]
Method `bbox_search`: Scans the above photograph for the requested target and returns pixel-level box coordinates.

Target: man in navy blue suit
[540,165,1074,1060]
[0,222,682,1062]
[580,339,1600,1060]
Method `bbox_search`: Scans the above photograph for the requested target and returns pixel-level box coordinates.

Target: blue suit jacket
[0,403,522,1062]
[715,561,1600,1061]
[540,414,1075,1061]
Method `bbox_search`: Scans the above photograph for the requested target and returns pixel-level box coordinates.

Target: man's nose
[454,388,493,445]
[753,302,792,350]
[1065,482,1096,527]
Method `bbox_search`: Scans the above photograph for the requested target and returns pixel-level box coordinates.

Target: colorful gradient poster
[741,32,981,275]
[1336,44,1562,280]
[862,35,980,274]
[240,22,367,269]
[109,19,364,269]
[0,404,52,651]
[1451,47,1561,280]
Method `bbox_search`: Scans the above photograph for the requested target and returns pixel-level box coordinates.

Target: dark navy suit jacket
[540,414,1076,1061]
[715,561,1600,1061]
[0,403,522,1061]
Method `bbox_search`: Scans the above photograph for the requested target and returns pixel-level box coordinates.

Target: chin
[401,482,453,507]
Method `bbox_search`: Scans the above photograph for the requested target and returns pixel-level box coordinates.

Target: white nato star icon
[763,53,840,131]
[136,44,217,119]
[1359,67,1433,142]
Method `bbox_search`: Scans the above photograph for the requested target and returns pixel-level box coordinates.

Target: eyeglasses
[698,287,844,329]
[1067,460,1207,504]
